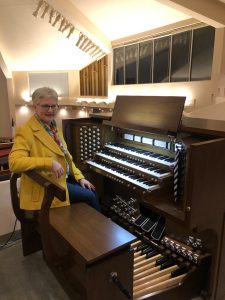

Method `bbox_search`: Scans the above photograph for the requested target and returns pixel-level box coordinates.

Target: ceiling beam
[156,0,225,27]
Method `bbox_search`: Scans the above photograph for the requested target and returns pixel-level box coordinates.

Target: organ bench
[10,171,136,300]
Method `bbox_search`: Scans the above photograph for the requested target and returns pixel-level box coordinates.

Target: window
[138,41,153,83]
[113,25,215,85]
[125,44,138,84]
[114,48,124,85]
[191,26,215,81]
[153,36,170,83]
[171,31,191,82]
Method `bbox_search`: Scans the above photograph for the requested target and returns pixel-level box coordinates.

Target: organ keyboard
[63,95,225,300]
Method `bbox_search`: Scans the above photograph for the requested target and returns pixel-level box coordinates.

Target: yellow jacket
[9,115,84,210]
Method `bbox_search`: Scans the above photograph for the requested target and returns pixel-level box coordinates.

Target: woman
[9,87,100,211]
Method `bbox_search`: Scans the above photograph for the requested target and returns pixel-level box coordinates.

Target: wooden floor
[0,239,204,300]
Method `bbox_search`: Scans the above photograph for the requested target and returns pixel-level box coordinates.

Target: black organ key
[136,242,149,252]
[171,264,189,277]
[155,255,170,266]
[164,157,174,163]
[144,181,156,187]
[128,174,139,179]
[145,249,158,259]
[150,153,161,158]
[137,178,148,183]
[141,246,154,255]
[154,169,165,174]
[160,258,175,270]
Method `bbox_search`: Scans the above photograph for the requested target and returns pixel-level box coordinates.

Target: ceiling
[0,0,192,72]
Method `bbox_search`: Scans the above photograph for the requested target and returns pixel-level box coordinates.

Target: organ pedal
[131,237,210,300]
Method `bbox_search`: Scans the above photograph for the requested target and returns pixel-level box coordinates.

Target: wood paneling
[80,56,108,96]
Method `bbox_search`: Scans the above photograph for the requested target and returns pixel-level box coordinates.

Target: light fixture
[58,17,66,31]
[61,22,71,33]
[52,12,61,27]
[95,53,106,61]
[79,37,90,50]
[67,25,74,38]
[89,46,98,56]
[92,49,102,58]
[48,8,54,24]
[76,33,84,47]
[85,42,95,53]
[20,105,29,114]
[32,0,44,17]
[41,3,49,18]
[32,0,106,59]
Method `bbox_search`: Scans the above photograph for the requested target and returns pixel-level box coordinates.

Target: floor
[0,240,69,300]
[0,239,204,300]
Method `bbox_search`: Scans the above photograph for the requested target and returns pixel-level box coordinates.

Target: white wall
[0,69,11,138]
[15,105,89,131]
[0,180,20,236]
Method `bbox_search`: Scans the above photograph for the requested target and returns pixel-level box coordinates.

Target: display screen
[124,133,134,141]
[154,139,167,149]
[142,137,153,145]
[134,135,142,142]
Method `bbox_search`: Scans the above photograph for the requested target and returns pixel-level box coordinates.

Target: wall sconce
[21,90,31,102]
[20,105,29,114]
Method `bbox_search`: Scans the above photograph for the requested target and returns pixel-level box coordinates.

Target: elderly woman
[9,87,100,211]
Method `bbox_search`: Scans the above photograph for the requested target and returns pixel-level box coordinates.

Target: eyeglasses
[37,104,59,111]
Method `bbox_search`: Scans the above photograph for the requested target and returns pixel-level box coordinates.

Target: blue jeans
[66,176,101,211]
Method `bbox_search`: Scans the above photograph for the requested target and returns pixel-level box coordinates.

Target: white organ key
[96,152,171,179]
[105,144,175,168]
[86,160,160,191]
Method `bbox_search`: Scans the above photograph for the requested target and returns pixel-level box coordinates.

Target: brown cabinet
[80,56,108,96]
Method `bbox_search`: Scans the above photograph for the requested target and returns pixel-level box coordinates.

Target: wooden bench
[10,171,136,300]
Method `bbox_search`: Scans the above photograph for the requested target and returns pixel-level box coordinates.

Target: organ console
[63,95,225,300]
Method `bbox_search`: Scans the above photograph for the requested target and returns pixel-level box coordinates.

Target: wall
[0,180,20,237]
[0,52,14,139]
[11,69,86,130]
[12,70,80,106]
[0,69,11,138]
[15,105,89,131]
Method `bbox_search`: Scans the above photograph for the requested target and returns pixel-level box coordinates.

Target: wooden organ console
[63,95,225,300]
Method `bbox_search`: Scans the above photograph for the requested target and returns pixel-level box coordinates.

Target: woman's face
[35,98,58,125]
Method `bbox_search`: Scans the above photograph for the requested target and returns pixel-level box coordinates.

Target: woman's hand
[52,160,64,179]
[79,178,95,190]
